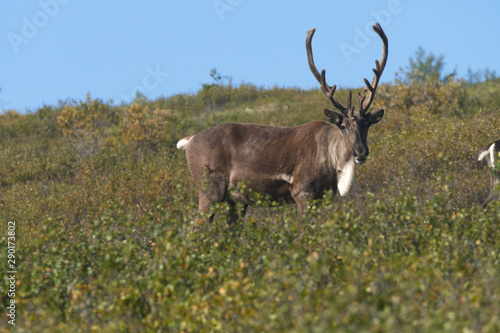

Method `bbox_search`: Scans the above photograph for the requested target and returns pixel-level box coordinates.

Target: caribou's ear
[324,109,343,129]
[366,109,384,124]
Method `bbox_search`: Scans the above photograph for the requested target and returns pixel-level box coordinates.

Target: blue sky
[1,1,499,112]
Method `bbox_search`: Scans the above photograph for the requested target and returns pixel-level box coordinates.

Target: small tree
[398,47,456,86]
[390,47,471,116]
[199,68,233,111]
[201,68,232,90]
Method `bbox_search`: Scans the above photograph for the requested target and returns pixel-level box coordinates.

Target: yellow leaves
[56,95,175,163]
[57,93,118,139]
[0,110,21,127]
[121,103,173,148]
[307,251,319,263]
[71,288,82,300]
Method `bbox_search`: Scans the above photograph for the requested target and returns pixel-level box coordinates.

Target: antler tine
[306,28,348,117]
[319,70,334,98]
[346,90,354,118]
[357,91,366,111]
[306,28,322,82]
[361,23,388,114]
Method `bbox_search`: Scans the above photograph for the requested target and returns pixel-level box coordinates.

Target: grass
[0,79,499,332]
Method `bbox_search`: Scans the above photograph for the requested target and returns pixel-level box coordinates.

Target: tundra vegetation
[0,53,499,331]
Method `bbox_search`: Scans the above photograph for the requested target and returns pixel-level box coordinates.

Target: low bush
[0,76,499,332]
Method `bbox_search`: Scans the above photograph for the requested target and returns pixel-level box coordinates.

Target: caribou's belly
[228,172,294,205]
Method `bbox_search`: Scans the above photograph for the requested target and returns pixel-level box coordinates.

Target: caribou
[478,140,500,208]
[177,23,388,223]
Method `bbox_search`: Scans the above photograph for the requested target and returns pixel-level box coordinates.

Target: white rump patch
[478,142,497,168]
[176,136,192,150]
[337,159,355,196]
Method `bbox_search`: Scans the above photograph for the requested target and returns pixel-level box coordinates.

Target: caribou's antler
[360,23,388,115]
[306,23,388,118]
[306,28,350,117]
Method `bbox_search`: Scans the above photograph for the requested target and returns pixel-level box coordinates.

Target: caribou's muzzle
[354,148,369,164]
[354,156,366,164]
[355,156,367,164]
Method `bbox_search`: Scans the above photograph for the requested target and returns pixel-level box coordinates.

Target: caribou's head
[306,23,388,164]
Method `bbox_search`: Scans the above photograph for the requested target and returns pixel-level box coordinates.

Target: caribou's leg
[226,201,248,226]
[483,170,500,209]
[197,170,229,223]
[483,195,496,209]
[198,193,216,223]
[292,190,312,221]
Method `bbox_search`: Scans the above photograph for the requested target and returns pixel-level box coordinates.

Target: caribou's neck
[325,125,356,196]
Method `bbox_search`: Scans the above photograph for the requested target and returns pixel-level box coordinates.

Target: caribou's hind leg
[197,170,229,222]
[483,172,499,209]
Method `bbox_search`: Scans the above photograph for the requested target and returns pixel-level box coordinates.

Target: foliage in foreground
[0,76,499,332]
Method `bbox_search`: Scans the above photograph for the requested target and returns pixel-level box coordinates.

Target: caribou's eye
[341,126,349,133]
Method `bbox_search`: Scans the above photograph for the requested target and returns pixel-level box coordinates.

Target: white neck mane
[337,158,355,196]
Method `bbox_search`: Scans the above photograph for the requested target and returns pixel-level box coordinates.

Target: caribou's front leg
[292,190,312,221]
[226,201,248,226]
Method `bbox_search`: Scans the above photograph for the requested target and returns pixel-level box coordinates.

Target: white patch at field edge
[478,142,497,168]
